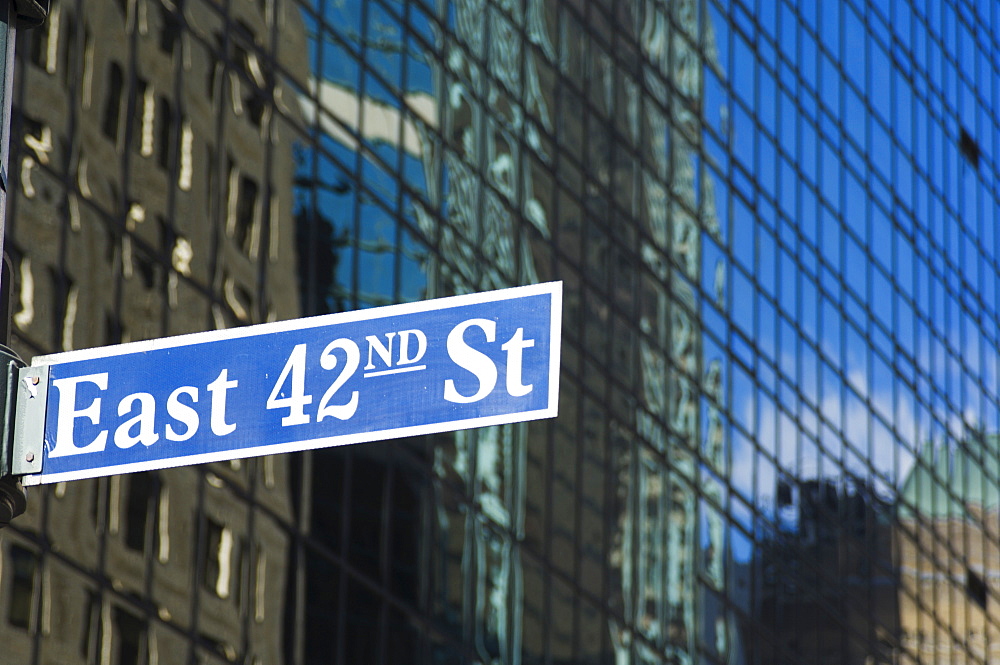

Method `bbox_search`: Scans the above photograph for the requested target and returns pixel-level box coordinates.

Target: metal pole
[0,0,50,308]
[0,0,49,527]
[0,0,26,526]
[0,0,15,270]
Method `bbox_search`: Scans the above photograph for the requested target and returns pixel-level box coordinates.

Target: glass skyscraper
[1,0,998,663]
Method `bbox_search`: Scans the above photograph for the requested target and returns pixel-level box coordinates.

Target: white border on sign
[23,282,563,486]
[547,282,562,415]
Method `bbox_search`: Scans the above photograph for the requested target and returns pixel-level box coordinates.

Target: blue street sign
[15,282,562,485]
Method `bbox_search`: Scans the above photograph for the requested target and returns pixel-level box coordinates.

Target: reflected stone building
[4,0,306,662]
[897,434,1000,664]
[293,1,730,663]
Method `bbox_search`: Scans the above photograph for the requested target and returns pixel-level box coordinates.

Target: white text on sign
[47,318,538,457]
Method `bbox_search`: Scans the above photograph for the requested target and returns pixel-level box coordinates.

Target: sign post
[0,0,48,526]
[13,282,562,486]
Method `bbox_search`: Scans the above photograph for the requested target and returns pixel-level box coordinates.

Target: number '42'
[267,339,360,425]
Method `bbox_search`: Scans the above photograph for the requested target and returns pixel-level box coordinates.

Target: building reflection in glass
[5,1,1000,665]
[290,1,740,663]
[897,433,1000,664]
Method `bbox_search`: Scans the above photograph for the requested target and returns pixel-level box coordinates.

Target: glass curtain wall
[2,1,1000,665]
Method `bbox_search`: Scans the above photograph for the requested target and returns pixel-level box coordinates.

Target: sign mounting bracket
[12,364,45,476]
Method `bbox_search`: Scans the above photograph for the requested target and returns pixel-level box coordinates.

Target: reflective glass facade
[2,0,1000,664]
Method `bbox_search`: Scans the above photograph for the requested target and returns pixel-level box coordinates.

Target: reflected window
[157,97,175,170]
[7,545,37,629]
[959,127,980,169]
[112,606,146,665]
[124,472,159,552]
[234,175,259,256]
[967,569,987,610]
[133,247,159,290]
[231,21,267,126]
[203,518,235,599]
[102,62,125,144]
[28,14,50,70]
[159,4,181,55]
[105,312,124,346]
[48,267,76,351]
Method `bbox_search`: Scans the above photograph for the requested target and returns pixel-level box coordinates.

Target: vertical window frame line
[346,0,375,308]
[389,0,417,305]
[156,9,191,338]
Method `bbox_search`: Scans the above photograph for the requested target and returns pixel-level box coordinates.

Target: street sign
[14,282,562,485]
